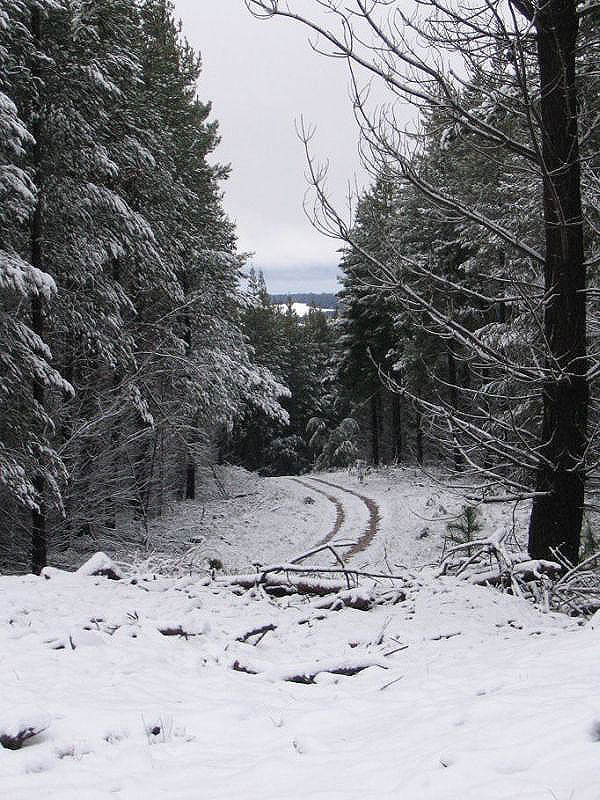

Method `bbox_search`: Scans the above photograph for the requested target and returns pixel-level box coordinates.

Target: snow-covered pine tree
[0,8,70,568]
[131,0,289,503]
[337,175,407,465]
[226,269,291,471]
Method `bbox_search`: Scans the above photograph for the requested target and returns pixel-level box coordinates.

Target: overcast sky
[173,0,368,294]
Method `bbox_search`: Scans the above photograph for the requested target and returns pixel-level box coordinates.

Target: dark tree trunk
[29,6,46,574]
[106,258,122,531]
[181,273,197,498]
[76,355,97,538]
[391,394,402,463]
[415,409,423,465]
[30,192,46,573]
[370,392,380,466]
[447,345,464,471]
[60,329,75,540]
[185,459,196,500]
[31,293,47,574]
[496,299,506,324]
[528,1,587,565]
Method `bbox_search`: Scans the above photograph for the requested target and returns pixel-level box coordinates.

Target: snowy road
[291,476,381,560]
[289,477,347,544]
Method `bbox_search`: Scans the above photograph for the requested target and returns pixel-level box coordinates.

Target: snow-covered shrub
[76,552,122,580]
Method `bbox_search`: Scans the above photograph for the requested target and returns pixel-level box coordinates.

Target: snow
[75,551,122,579]
[2,467,599,798]
[277,302,334,317]
[0,254,57,300]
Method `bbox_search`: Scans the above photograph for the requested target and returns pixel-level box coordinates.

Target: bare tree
[247,0,597,564]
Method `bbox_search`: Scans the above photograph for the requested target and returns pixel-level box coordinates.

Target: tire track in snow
[304,476,381,559]
[289,478,346,546]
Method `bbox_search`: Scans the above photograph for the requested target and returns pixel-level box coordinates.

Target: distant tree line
[270,292,337,310]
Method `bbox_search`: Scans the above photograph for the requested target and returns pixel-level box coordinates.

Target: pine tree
[0,41,69,556]
[1,0,290,569]
[337,176,409,465]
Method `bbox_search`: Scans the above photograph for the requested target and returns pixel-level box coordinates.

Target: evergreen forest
[1,0,599,574]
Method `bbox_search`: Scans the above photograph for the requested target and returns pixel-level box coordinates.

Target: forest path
[289,475,381,560]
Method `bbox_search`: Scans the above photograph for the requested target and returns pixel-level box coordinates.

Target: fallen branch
[379,674,405,691]
[236,623,278,644]
[383,643,409,657]
[290,541,356,566]
[297,613,329,626]
[288,541,357,588]
[547,548,600,616]
[0,713,51,751]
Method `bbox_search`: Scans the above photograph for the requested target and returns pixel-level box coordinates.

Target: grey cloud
[173,0,365,291]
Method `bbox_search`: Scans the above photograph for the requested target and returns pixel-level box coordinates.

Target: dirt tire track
[305,476,381,559]
[290,478,345,546]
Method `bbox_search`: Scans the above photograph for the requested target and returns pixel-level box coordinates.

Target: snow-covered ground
[2,467,599,799]
[276,302,335,317]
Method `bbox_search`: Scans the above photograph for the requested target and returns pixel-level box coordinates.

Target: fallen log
[231,656,386,684]
[311,587,376,612]
[158,625,195,638]
[220,562,407,599]
[220,572,347,597]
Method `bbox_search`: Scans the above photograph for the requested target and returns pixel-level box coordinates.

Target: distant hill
[270,292,337,309]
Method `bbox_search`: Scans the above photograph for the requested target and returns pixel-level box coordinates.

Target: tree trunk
[528,1,587,565]
[106,258,122,531]
[185,458,196,500]
[181,273,197,498]
[30,6,46,574]
[60,329,75,540]
[30,202,46,573]
[391,393,402,463]
[447,344,464,471]
[415,409,423,465]
[370,392,380,466]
